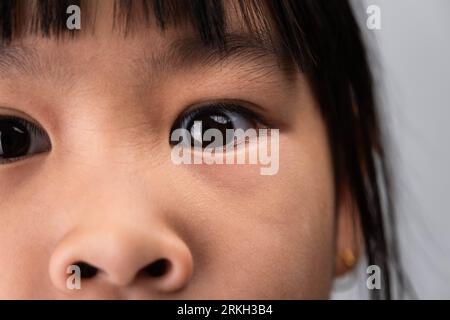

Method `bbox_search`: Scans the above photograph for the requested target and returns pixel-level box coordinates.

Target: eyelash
[3,116,43,136]
[179,102,267,126]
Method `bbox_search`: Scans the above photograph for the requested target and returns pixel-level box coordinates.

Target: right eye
[0,116,51,164]
[170,102,265,149]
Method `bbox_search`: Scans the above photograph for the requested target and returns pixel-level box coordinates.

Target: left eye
[0,116,51,164]
[170,102,261,148]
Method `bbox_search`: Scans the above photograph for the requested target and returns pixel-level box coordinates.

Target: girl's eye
[170,102,264,149]
[0,116,51,164]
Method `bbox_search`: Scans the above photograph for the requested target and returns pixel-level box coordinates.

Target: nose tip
[49,227,194,296]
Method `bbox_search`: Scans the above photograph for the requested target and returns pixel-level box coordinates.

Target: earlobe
[334,185,364,276]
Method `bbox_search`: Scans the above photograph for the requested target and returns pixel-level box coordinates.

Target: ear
[334,183,364,276]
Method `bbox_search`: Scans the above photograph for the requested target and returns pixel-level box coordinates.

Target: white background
[332,0,450,299]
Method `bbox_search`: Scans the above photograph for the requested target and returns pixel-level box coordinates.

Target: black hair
[0,0,405,299]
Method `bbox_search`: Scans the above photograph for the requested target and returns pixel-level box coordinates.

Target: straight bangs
[0,0,315,71]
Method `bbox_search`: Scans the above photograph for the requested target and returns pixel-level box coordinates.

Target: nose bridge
[83,166,151,220]
[66,155,159,219]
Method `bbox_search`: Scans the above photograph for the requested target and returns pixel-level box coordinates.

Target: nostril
[143,258,171,277]
[75,261,99,279]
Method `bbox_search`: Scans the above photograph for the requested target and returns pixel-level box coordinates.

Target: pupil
[192,113,234,148]
[0,119,31,158]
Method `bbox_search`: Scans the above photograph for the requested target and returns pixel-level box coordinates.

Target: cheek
[0,215,49,298]
[0,165,57,298]
[166,107,336,298]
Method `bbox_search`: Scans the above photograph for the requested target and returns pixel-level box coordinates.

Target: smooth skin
[0,1,360,299]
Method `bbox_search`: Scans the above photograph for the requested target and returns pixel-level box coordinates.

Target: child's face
[0,1,349,299]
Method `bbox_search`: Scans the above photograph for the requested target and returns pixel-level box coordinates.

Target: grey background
[332,0,450,299]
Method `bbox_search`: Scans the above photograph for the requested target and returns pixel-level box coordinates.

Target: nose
[49,224,194,297]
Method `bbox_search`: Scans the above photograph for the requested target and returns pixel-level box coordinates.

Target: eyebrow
[137,32,295,84]
[0,45,39,75]
[0,32,294,84]
[170,33,282,67]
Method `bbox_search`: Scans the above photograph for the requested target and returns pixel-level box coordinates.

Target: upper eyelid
[173,101,270,128]
[0,114,47,136]
[0,107,45,128]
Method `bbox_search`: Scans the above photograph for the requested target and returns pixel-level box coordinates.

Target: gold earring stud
[340,248,356,268]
